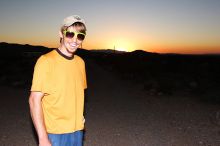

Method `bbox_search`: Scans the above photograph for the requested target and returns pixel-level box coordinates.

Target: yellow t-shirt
[31,49,87,134]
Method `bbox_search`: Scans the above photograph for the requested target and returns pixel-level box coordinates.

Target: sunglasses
[63,30,86,40]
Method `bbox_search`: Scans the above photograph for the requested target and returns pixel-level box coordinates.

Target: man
[29,15,87,146]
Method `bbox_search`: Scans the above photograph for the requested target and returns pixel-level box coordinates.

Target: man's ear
[59,31,63,38]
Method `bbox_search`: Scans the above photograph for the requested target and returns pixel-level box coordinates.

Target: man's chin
[68,47,78,53]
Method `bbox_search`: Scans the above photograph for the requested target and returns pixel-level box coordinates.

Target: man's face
[61,26,85,55]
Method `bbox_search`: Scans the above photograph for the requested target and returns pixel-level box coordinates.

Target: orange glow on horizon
[146,46,220,54]
[1,37,220,55]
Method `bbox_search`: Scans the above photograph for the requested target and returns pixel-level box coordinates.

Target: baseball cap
[61,15,86,27]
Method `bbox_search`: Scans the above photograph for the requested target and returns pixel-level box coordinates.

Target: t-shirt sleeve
[31,55,51,94]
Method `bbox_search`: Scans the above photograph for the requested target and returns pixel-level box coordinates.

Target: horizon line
[1,41,220,56]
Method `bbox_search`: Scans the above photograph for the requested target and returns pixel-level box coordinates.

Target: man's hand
[39,137,52,146]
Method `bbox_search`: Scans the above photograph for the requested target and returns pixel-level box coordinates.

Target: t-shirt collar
[55,48,74,60]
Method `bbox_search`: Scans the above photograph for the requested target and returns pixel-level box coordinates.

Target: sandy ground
[0,59,220,146]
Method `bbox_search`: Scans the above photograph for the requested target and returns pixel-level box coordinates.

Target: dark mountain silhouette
[0,42,51,58]
[0,42,220,103]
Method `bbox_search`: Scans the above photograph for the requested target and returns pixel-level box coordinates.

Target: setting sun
[114,47,128,52]
[106,37,137,52]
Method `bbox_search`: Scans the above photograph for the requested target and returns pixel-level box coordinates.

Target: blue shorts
[48,130,83,146]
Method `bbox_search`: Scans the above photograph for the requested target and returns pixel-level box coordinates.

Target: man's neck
[56,48,74,60]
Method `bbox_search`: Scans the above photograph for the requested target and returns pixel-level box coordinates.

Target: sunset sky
[0,0,220,54]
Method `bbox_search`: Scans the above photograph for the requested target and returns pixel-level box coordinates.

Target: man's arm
[29,91,51,146]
